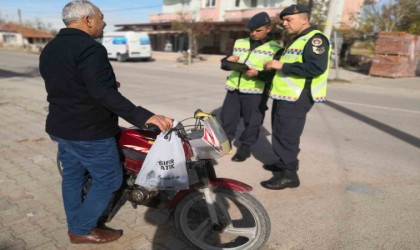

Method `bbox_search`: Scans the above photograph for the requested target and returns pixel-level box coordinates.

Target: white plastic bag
[135,123,188,190]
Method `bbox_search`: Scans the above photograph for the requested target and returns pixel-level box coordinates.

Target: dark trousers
[220,90,266,146]
[271,89,314,170]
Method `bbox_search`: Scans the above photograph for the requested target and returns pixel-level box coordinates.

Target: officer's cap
[279,4,310,20]
[246,12,271,30]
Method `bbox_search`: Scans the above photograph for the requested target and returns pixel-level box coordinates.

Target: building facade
[114,0,376,54]
[116,0,294,54]
[0,22,53,51]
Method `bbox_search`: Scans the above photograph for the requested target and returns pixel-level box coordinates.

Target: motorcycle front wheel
[174,187,270,250]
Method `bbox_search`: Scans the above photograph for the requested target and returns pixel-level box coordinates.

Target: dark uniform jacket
[40,28,154,140]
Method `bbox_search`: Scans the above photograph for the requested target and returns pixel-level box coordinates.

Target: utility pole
[323,0,337,39]
[323,0,340,79]
[18,8,25,47]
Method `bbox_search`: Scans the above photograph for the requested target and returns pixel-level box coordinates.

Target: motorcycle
[57,110,271,249]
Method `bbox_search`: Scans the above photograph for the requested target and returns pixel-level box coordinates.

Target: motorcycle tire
[174,187,270,250]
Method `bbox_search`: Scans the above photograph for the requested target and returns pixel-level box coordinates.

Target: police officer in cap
[220,12,282,162]
[261,4,331,189]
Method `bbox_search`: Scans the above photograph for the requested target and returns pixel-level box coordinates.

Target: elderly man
[39,0,173,244]
[261,4,331,190]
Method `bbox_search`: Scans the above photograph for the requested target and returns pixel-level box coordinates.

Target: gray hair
[62,0,97,25]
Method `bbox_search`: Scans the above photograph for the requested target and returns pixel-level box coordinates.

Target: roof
[0,22,53,39]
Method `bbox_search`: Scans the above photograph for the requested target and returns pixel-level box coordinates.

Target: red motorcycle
[58,110,270,249]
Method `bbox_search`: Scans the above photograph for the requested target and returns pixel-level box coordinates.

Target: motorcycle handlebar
[164,122,184,139]
[142,123,161,133]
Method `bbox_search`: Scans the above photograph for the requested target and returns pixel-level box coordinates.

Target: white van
[102,31,152,62]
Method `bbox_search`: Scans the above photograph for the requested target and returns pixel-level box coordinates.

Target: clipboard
[225,61,250,71]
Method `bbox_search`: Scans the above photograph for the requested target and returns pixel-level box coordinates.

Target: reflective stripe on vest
[225,38,281,94]
[270,30,331,102]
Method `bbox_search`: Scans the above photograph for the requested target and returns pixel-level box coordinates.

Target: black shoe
[263,164,299,172]
[231,145,251,162]
[263,164,283,172]
[260,170,300,190]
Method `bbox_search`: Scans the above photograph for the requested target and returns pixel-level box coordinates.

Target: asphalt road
[0,49,419,249]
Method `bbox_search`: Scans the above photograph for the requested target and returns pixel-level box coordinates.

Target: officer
[261,4,331,189]
[220,12,282,162]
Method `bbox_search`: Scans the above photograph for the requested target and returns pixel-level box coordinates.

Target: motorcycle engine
[126,174,158,205]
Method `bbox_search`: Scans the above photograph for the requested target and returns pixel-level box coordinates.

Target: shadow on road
[210,106,277,166]
[143,208,192,249]
[0,68,40,79]
[326,101,420,148]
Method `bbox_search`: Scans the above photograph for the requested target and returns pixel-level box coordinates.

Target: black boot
[231,145,251,162]
[263,164,299,172]
[260,170,300,190]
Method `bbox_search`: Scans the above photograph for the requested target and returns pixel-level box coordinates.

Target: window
[3,34,17,44]
[205,0,216,7]
[251,0,258,7]
[263,0,275,7]
[235,0,240,7]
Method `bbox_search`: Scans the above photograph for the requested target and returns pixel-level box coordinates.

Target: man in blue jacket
[39,0,173,244]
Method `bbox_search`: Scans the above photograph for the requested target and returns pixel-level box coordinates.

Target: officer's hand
[264,60,283,70]
[227,56,239,62]
[116,81,121,88]
[244,68,258,77]
[145,115,173,132]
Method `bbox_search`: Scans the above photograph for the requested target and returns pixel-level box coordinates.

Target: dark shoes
[68,227,123,244]
[263,164,282,172]
[260,170,300,190]
[263,164,299,172]
[231,145,251,162]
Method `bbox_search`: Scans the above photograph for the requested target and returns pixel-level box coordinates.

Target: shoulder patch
[313,46,325,55]
[312,38,323,46]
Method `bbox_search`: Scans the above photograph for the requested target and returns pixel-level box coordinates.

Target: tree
[172,12,212,65]
[355,0,420,35]
[297,0,329,31]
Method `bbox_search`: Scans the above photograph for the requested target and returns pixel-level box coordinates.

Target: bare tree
[172,12,212,65]
[356,0,420,35]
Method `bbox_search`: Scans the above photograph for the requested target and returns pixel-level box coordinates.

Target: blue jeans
[51,135,123,235]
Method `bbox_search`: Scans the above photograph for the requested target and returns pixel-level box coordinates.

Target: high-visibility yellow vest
[270,30,331,102]
[225,38,281,94]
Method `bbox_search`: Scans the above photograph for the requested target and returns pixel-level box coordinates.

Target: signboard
[112,37,127,45]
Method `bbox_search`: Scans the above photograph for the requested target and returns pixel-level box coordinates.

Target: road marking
[329,100,420,115]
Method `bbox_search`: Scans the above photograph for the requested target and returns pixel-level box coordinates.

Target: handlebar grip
[143,123,161,133]
[194,109,203,116]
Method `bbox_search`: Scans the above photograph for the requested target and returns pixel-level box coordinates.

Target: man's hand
[244,68,258,78]
[227,55,239,62]
[116,81,121,88]
[264,60,283,71]
[145,115,173,132]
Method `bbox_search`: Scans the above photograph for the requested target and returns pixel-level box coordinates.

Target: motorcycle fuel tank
[119,128,157,174]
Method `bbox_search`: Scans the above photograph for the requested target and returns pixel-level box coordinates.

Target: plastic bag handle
[164,122,184,139]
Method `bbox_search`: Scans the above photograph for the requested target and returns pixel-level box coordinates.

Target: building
[115,0,294,54]
[0,22,53,51]
[114,0,377,54]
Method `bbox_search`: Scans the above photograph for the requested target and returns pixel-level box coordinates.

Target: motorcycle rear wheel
[174,187,270,250]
